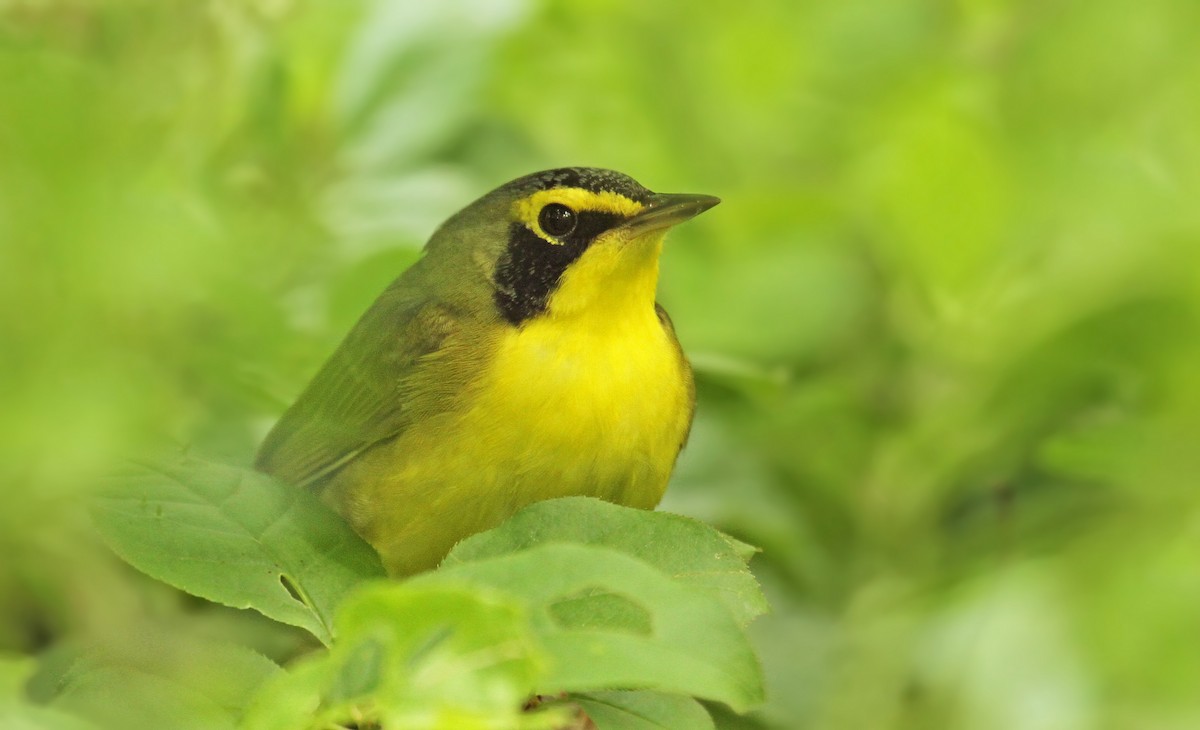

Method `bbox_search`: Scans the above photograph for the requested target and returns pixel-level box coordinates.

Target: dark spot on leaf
[549,588,652,635]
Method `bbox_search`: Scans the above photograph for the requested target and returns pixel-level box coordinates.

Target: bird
[256,167,719,576]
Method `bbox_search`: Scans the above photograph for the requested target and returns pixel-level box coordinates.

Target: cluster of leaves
[9,457,764,729]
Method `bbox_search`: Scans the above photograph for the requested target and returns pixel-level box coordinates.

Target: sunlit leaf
[243,583,564,730]
[427,543,764,712]
[0,657,98,730]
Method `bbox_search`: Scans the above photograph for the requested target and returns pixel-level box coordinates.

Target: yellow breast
[335,301,692,575]
[476,301,692,506]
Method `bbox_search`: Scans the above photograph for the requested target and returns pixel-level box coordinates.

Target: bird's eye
[538,203,577,237]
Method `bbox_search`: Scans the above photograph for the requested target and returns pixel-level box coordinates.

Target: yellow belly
[331,307,693,575]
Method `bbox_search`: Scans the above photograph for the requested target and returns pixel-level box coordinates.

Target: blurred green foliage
[3,0,1200,728]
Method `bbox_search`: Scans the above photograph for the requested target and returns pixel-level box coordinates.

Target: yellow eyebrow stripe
[515,188,644,243]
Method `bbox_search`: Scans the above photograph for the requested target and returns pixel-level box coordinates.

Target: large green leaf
[46,633,281,730]
[242,583,565,730]
[423,543,764,712]
[91,458,385,645]
[573,691,715,730]
[53,666,237,730]
[445,497,768,626]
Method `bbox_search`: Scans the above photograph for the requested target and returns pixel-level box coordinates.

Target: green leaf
[243,583,565,730]
[52,666,236,730]
[91,457,385,645]
[689,351,789,398]
[0,657,98,730]
[445,497,768,626]
[423,543,765,712]
[42,635,280,730]
[62,635,280,718]
[573,691,715,730]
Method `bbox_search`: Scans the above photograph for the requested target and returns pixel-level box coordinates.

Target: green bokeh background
[4,1,1200,727]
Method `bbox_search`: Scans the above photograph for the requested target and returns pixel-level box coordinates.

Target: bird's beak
[620,193,721,236]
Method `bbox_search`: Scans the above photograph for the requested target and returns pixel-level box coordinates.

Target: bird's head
[428,168,719,325]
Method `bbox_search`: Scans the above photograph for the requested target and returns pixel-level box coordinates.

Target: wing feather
[255,283,456,489]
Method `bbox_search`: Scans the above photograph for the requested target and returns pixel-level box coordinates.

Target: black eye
[538,203,577,237]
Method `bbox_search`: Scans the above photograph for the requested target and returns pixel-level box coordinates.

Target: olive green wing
[255,285,457,489]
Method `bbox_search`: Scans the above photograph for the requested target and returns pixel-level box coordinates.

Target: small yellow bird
[256,168,718,575]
